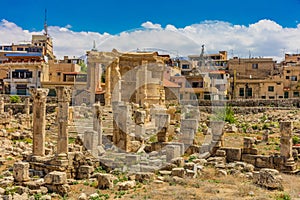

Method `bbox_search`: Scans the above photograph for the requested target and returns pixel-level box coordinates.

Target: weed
[94,166,107,173]
[292,136,300,145]
[33,193,42,200]
[276,192,291,200]
[10,95,20,103]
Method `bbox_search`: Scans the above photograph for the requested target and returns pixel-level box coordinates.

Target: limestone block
[97,173,116,189]
[44,171,67,185]
[255,155,274,168]
[155,114,170,129]
[13,161,30,182]
[186,169,197,178]
[215,150,226,157]
[171,167,185,178]
[134,172,155,182]
[210,121,224,136]
[77,165,94,179]
[116,180,136,190]
[181,119,198,131]
[243,137,256,149]
[166,145,181,162]
[125,154,141,165]
[221,147,242,162]
[135,110,146,125]
[253,168,283,190]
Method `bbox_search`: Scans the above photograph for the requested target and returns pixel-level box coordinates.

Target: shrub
[211,106,235,124]
[276,192,291,200]
[10,95,20,103]
[292,136,300,145]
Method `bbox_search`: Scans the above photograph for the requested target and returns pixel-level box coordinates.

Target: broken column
[56,86,71,156]
[180,119,198,149]
[93,102,102,146]
[113,103,132,152]
[24,97,30,115]
[24,97,31,128]
[210,121,225,153]
[84,130,98,157]
[280,121,296,171]
[0,96,4,114]
[155,114,170,142]
[30,88,49,156]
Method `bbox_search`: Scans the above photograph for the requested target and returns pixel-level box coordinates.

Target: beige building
[0,52,49,95]
[233,76,284,99]
[42,56,87,96]
[282,64,300,98]
[228,57,276,79]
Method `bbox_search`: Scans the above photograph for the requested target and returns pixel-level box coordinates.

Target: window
[269,96,275,99]
[17,47,23,51]
[180,94,183,100]
[286,70,290,73]
[268,86,274,92]
[252,63,258,69]
[291,76,297,81]
[293,91,299,97]
[261,96,266,99]
[57,72,61,76]
[239,88,244,97]
[284,91,289,98]
[286,76,290,79]
[276,82,281,85]
[182,64,190,69]
[246,88,252,97]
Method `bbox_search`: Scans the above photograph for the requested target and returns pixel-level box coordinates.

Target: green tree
[79,60,87,73]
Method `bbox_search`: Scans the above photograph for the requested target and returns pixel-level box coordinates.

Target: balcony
[3,78,33,83]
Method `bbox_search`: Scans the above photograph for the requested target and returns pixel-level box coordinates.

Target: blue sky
[1,0,300,60]
[1,0,300,34]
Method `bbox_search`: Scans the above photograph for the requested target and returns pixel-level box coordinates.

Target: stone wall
[198,98,300,107]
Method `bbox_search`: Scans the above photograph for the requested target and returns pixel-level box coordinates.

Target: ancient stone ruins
[0,53,299,198]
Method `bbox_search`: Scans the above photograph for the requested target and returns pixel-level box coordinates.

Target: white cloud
[1,19,300,61]
[141,21,162,30]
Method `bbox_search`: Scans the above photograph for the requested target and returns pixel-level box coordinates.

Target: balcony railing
[3,78,33,83]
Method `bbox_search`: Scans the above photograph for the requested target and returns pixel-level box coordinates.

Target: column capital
[56,86,72,102]
[29,88,49,102]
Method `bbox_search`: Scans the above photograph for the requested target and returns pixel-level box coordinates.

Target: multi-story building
[42,56,87,96]
[228,57,276,80]
[0,22,53,95]
[0,52,49,95]
[228,57,279,99]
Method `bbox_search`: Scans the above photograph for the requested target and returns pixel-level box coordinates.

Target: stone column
[210,121,225,148]
[24,97,30,115]
[84,130,98,157]
[93,102,102,146]
[56,86,71,156]
[30,88,49,156]
[113,103,132,151]
[0,96,4,114]
[280,121,293,161]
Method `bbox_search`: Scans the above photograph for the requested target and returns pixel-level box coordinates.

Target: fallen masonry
[0,88,299,199]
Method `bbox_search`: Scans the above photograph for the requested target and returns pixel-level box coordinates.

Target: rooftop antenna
[44,9,48,36]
